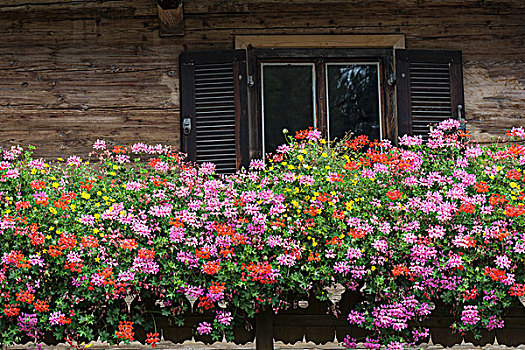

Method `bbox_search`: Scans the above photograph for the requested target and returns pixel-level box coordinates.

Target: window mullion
[315,59,328,139]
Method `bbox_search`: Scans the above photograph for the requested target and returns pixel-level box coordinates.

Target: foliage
[0,121,524,349]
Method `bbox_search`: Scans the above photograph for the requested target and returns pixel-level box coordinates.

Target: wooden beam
[256,308,274,350]
[157,0,184,36]
[235,34,405,50]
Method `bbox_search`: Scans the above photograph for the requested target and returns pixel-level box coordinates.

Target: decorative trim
[235,34,405,50]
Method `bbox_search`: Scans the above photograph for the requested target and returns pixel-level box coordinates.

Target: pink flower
[495,255,511,269]
[66,156,82,167]
[196,321,212,335]
[93,139,106,150]
[461,305,480,325]
[216,311,233,326]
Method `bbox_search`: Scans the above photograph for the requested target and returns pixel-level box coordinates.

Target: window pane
[262,64,314,154]
[327,64,380,141]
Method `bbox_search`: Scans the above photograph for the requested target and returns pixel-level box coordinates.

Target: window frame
[247,48,396,159]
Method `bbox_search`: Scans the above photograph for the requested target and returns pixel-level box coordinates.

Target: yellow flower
[45,235,52,239]
[40,170,46,174]
[94,213,101,219]
[52,182,59,188]
[102,196,109,201]
[291,200,299,208]
[95,257,100,262]
[288,165,295,170]
[57,158,63,161]
[49,207,57,215]
[510,182,517,188]
[112,165,119,170]
[371,266,376,271]
[30,169,37,175]
[109,172,116,176]
[321,153,328,158]
[325,165,331,170]
[297,155,304,162]
[70,204,76,211]
[93,228,99,234]
[81,192,91,200]
[312,240,318,247]
[97,191,102,196]
[95,203,101,207]
[49,226,54,231]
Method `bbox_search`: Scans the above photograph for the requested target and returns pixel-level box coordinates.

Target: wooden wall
[0,0,523,158]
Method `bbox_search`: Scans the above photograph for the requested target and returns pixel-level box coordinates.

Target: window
[260,60,382,154]
[180,47,464,173]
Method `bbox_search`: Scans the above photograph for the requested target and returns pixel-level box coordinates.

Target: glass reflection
[262,64,315,154]
[327,64,380,141]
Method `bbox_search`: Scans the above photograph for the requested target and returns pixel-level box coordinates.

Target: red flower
[474,181,489,193]
[116,321,134,341]
[81,235,99,248]
[202,261,221,275]
[3,303,20,317]
[33,300,49,313]
[510,283,525,297]
[504,205,525,217]
[145,332,160,348]
[121,238,138,250]
[386,190,403,201]
[15,289,35,304]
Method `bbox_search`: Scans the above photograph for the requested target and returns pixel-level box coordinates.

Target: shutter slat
[181,50,249,174]
[194,60,237,172]
[397,49,464,138]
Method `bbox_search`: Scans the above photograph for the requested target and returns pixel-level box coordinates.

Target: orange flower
[307,252,321,262]
[121,238,138,250]
[58,232,77,250]
[112,145,127,154]
[48,245,63,257]
[489,194,507,206]
[145,332,160,348]
[504,205,525,217]
[30,180,46,190]
[508,143,525,157]
[33,300,49,313]
[209,282,226,294]
[506,169,522,180]
[3,304,20,317]
[116,321,134,341]
[15,289,35,304]
[459,203,476,214]
[474,181,489,193]
[392,264,410,277]
[195,248,211,260]
[81,235,99,248]
[348,228,366,239]
[386,190,403,201]
[138,248,155,260]
[202,261,221,275]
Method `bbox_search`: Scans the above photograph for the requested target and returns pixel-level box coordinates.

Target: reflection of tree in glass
[263,66,314,154]
[328,65,379,141]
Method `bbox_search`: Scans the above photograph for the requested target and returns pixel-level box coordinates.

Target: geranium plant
[0,120,523,349]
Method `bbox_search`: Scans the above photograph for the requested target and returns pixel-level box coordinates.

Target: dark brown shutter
[396,49,465,137]
[180,50,249,173]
